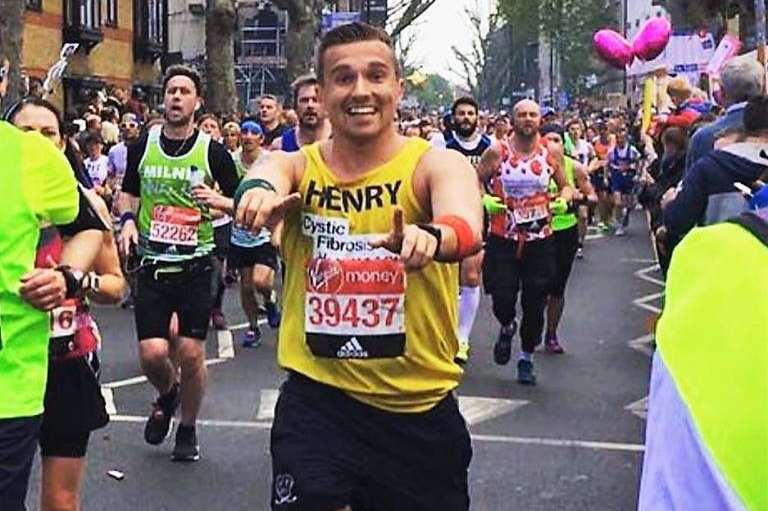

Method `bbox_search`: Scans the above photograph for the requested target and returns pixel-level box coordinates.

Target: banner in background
[706,34,742,77]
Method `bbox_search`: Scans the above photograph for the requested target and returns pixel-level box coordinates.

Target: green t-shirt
[550,156,578,231]
[136,126,215,262]
[0,122,79,419]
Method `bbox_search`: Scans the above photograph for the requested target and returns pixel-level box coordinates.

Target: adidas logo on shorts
[336,337,369,359]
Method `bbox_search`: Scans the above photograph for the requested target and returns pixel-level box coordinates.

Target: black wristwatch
[55,266,89,299]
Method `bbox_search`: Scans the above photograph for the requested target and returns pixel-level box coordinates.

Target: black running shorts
[40,356,108,458]
[213,222,232,259]
[228,243,279,272]
[270,372,472,511]
[134,257,214,341]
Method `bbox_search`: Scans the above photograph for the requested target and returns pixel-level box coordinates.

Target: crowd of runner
[2,20,768,511]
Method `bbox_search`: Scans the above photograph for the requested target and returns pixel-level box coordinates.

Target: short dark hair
[162,65,202,96]
[661,126,688,151]
[197,113,220,128]
[451,96,478,116]
[316,22,399,83]
[292,74,319,107]
[743,95,768,134]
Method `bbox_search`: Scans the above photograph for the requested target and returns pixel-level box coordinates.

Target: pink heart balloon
[593,29,634,70]
[633,17,672,61]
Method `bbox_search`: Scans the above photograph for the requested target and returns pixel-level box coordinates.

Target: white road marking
[621,258,658,264]
[635,264,665,287]
[230,318,267,331]
[107,414,643,452]
[628,334,654,357]
[103,358,228,389]
[470,434,644,453]
[101,386,117,415]
[584,234,605,241]
[217,329,235,359]
[632,292,664,314]
[457,396,529,426]
[625,396,649,420]
[252,391,529,425]
[256,389,279,421]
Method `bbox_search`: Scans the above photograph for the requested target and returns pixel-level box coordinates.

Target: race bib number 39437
[305,257,406,359]
[149,205,200,246]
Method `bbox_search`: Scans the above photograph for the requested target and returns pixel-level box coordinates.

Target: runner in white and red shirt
[479,99,573,385]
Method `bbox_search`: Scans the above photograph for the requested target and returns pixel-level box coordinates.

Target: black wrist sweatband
[416,223,443,258]
[241,178,277,193]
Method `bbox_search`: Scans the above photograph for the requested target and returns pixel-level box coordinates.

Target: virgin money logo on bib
[307,258,344,294]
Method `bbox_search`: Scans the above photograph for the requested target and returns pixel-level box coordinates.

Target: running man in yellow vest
[235,22,482,511]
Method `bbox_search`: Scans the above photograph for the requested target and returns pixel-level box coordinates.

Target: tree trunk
[205,0,238,115]
[273,0,323,85]
[0,0,25,106]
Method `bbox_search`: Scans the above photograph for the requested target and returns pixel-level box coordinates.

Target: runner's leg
[40,457,86,511]
[457,251,483,362]
[174,337,207,427]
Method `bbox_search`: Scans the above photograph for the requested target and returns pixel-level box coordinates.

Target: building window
[134,0,167,61]
[64,0,104,52]
[104,0,118,27]
[25,0,42,11]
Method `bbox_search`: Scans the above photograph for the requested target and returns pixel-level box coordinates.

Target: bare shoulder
[417,146,475,175]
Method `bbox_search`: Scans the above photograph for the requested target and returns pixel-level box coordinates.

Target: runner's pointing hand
[370,208,439,271]
[236,188,302,232]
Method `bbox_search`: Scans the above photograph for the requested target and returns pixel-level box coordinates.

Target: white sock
[458,286,481,343]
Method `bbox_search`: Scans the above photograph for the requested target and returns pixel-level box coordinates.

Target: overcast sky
[400,0,496,83]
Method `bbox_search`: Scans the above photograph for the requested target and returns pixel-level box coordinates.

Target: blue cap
[240,120,263,135]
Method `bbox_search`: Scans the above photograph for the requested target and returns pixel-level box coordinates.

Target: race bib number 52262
[149,205,200,246]
[304,257,406,359]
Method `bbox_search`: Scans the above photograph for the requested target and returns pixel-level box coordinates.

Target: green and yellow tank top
[278,137,462,413]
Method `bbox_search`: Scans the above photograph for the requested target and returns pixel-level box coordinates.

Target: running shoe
[517,359,537,385]
[576,247,584,259]
[455,340,471,365]
[545,335,565,354]
[171,424,200,462]
[241,328,262,348]
[224,267,239,286]
[144,383,180,445]
[265,302,281,329]
[615,225,626,237]
[493,323,516,366]
[597,222,609,232]
[210,308,227,330]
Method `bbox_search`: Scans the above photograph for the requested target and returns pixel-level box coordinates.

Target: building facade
[22,0,167,114]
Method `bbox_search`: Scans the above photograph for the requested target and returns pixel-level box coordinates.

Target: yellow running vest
[279,137,462,413]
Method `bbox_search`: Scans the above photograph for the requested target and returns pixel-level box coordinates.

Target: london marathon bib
[302,213,407,359]
[149,205,201,247]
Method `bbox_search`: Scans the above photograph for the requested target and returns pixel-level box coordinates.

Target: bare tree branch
[390,0,440,39]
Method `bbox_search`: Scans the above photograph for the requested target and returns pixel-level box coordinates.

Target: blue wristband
[120,212,136,226]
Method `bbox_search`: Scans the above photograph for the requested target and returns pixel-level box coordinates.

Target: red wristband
[434,215,476,259]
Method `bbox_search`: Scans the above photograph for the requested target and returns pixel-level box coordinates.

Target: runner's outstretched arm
[236,151,303,232]
[422,148,484,261]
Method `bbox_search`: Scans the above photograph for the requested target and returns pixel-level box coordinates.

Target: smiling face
[164,75,199,128]
[319,40,402,143]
